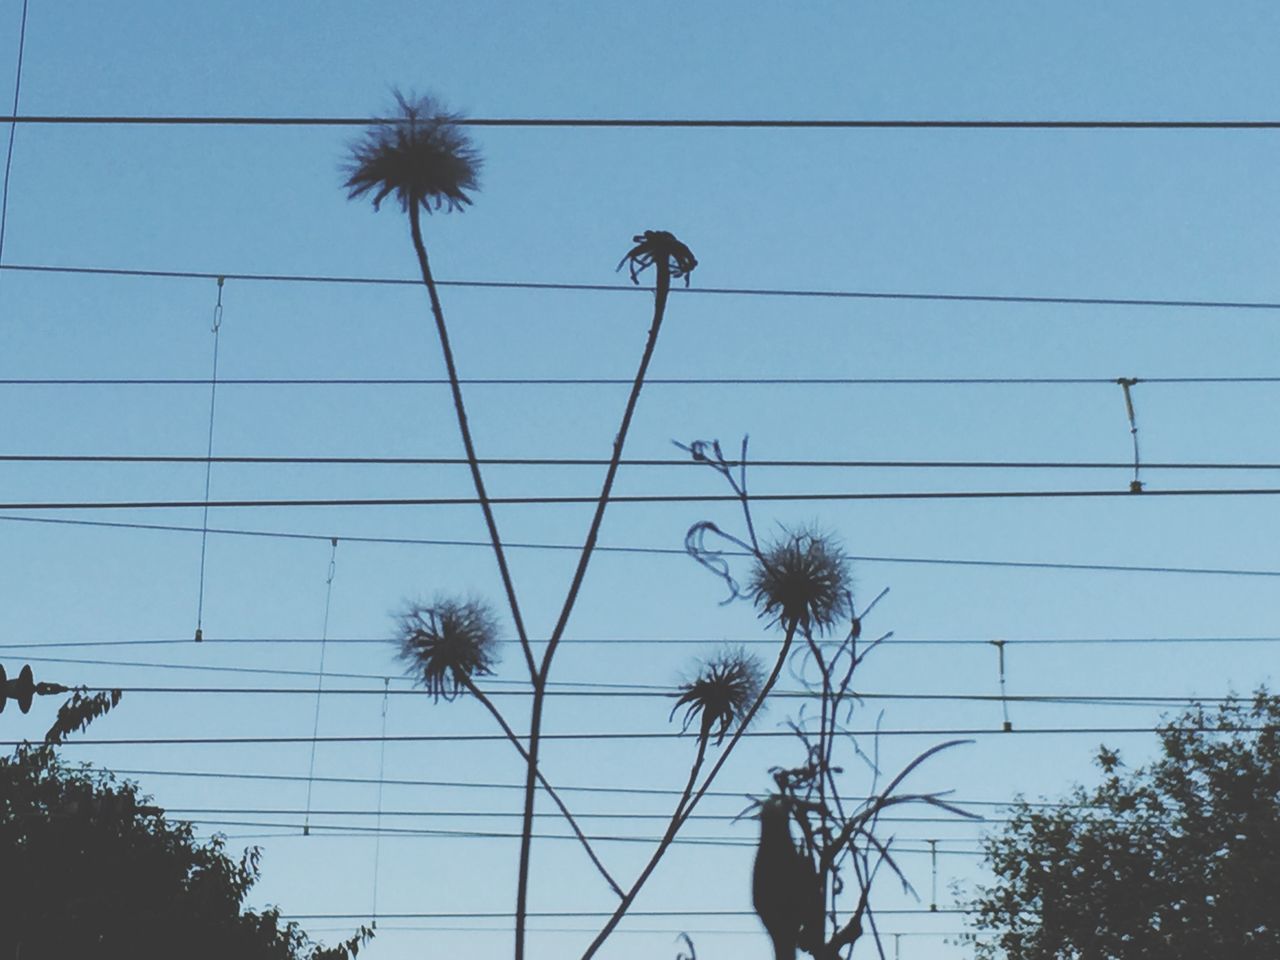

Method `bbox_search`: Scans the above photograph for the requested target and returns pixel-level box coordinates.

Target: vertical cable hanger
[371,676,390,920]
[1117,377,1143,493]
[0,0,30,269]
[303,537,339,836]
[928,839,938,911]
[991,639,1012,732]
[194,277,225,642]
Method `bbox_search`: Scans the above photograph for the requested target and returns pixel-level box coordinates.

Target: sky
[1,2,1279,958]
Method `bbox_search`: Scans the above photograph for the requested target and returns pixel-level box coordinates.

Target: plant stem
[463,679,621,897]
[407,203,536,681]
[517,257,673,960]
[580,618,799,960]
[542,262,672,670]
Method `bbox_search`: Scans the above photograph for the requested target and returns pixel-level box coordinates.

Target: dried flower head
[671,647,765,745]
[393,597,500,701]
[617,230,698,286]
[749,529,852,634]
[344,91,482,214]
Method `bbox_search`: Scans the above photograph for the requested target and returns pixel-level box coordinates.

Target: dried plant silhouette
[754,795,824,960]
[749,588,976,958]
[672,647,764,745]
[348,90,711,959]
[395,597,500,702]
[345,91,535,682]
[346,90,955,960]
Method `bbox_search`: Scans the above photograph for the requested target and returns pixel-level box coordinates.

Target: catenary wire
[5,453,1280,471]
[65,686,1257,709]
[8,113,1280,129]
[5,260,1280,311]
[5,486,1280,511]
[97,767,1152,811]
[4,513,1278,579]
[8,724,1268,747]
[4,634,1276,649]
[0,0,30,266]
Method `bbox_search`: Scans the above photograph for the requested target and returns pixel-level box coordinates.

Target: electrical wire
[6,633,1277,649]
[10,724,1265,748]
[66,685,1252,709]
[6,261,1280,311]
[0,0,30,266]
[96,766,1139,810]
[5,453,1280,471]
[7,113,1280,129]
[5,486,1280,512]
[7,377,1280,387]
[4,512,1278,579]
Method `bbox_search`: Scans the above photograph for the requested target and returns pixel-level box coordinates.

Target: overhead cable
[5,261,1280,311]
[4,513,1278,579]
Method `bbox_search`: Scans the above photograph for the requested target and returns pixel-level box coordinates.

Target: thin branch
[581,618,799,960]
[407,204,535,681]
[462,678,621,897]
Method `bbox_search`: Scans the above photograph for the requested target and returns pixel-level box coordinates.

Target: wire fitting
[1116,377,1143,492]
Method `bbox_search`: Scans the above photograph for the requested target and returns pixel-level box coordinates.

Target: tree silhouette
[969,691,1280,959]
[0,692,372,960]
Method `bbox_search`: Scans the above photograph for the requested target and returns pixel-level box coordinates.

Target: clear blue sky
[2,2,1279,958]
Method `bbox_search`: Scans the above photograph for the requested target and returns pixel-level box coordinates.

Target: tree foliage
[970,691,1280,959]
[0,698,372,960]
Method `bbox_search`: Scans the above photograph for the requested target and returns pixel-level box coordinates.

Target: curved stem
[407,203,535,681]
[463,678,621,897]
[541,263,672,671]
[518,259,673,960]
[580,618,799,960]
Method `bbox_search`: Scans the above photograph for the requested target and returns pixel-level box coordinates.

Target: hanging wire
[0,0,30,268]
[991,640,1012,732]
[928,839,939,911]
[371,677,390,920]
[194,277,225,641]
[1117,377,1143,493]
[303,537,339,836]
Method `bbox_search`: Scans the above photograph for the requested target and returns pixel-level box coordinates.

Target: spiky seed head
[749,529,852,634]
[344,91,482,214]
[671,647,765,745]
[393,597,500,701]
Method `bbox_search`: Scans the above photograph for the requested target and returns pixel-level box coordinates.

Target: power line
[4,375,1280,387]
[5,452,1280,471]
[304,926,972,942]
[14,724,1262,748]
[5,486,1280,512]
[5,261,1280,311]
[162,805,992,826]
[6,513,1278,580]
[8,113,1280,129]
[97,766,1133,811]
[5,634,1276,649]
[0,0,30,266]
[74,685,1247,710]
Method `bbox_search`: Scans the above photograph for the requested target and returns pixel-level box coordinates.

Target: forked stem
[516,257,674,960]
